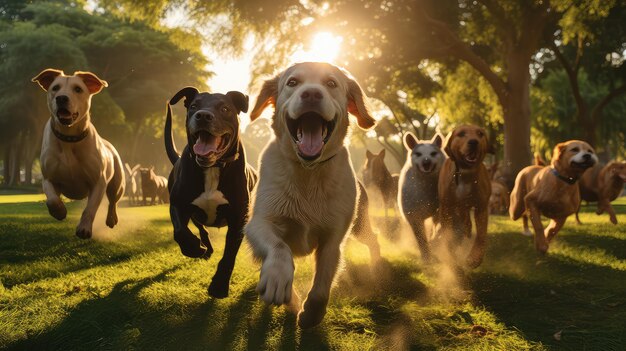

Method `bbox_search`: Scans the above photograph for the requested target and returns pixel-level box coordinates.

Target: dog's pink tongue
[193,134,221,157]
[298,124,324,157]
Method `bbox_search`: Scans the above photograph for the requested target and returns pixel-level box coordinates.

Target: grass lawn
[1,195,625,350]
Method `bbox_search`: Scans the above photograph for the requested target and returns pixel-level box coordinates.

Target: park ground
[0,193,625,350]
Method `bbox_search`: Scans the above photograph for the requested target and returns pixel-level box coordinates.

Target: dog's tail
[534,152,546,166]
[165,102,180,165]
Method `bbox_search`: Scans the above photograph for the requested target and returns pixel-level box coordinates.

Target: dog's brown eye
[430,152,437,157]
[221,106,229,113]
[51,85,60,91]
[458,131,466,137]
[326,79,337,88]
[571,147,580,152]
[477,131,483,137]
[416,152,422,157]
[287,78,298,87]
[74,86,82,93]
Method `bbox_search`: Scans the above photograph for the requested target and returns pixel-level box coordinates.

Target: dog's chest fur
[192,167,228,225]
[399,165,439,217]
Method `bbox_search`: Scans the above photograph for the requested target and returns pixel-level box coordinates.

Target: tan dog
[489,181,509,215]
[577,161,626,224]
[32,69,124,239]
[438,125,491,268]
[245,62,380,328]
[139,167,169,205]
[509,140,597,253]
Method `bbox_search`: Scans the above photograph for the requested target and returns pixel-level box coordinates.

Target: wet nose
[583,153,591,161]
[423,159,432,166]
[195,111,214,121]
[301,88,323,103]
[56,95,69,105]
[468,139,479,148]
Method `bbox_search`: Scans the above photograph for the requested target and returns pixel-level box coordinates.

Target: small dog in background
[362,149,399,218]
[510,140,597,253]
[124,163,140,206]
[398,132,445,263]
[438,125,492,268]
[577,160,626,225]
[139,167,169,205]
[32,68,124,239]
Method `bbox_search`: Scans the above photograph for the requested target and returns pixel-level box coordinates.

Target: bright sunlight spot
[290,32,343,64]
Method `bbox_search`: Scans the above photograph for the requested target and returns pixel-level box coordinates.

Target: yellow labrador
[245,62,379,328]
[32,69,124,239]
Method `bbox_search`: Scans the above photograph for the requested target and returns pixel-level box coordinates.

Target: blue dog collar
[550,167,577,185]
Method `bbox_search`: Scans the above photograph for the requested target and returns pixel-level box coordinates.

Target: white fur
[192,167,228,224]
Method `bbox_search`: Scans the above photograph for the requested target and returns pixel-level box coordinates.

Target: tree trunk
[500,52,533,189]
[3,147,10,185]
[8,142,21,186]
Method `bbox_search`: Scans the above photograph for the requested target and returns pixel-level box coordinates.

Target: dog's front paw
[610,215,618,225]
[298,297,328,329]
[465,251,483,269]
[534,241,549,255]
[75,223,92,239]
[105,207,118,228]
[174,229,207,258]
[208,278,229,299]
[46,199,67,220]
[257,254,294,305]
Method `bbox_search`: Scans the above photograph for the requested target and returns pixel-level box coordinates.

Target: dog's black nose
[468,139,479,148]
[423,159,432,167]
[56,95,69,105]
[583,153,591,161]
[301,88,323,102]
[195,111,214,121]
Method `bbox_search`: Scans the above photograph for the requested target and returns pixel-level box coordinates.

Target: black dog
[165,87,257,298]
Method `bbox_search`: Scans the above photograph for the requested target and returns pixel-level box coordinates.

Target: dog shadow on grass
[470,230,626,349]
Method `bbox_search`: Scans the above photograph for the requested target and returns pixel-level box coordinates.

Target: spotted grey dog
[398,132,445,263]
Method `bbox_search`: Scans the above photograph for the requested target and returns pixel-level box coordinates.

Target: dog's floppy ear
[443,131,455,160]
[552,142,567,167]
[250,75,279,122]
[346,76,376,130]
[403,132,418,150]
[75,71,108,95]
[170,87,199,108]
[226,91,249,114]
[31,68,64,91]
[430,133,443,149]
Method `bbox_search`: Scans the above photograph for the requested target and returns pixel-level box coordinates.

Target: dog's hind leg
[208,217,245,298]
[544,218,565,243]
[192,217,213,259]
[351,184,381,263]
[105,154,124,228]
[298,236,343,329]
[43,179,66,220]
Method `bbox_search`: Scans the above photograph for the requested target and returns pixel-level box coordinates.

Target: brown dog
[362,149,399,217]
[509,140,597,253]
[139,167,169,205]
[32,69,124,239]
[577,161,626,224]
[438,125,491,268]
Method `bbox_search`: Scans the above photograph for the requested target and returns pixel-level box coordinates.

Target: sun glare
[291,32,343,64]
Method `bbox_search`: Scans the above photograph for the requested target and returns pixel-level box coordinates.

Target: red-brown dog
[509,140,597,253]
[577,161,626,224]
[438,125,492,268]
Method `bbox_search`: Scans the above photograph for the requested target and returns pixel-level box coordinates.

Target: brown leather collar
[51,125,89,143]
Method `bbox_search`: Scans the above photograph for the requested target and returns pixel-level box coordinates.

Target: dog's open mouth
[287,112,336,160]
[464,152,479,164]
[421,162,435,173]
[571,159,595,169]
[193,130,230,159]
[56,108,78,125]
